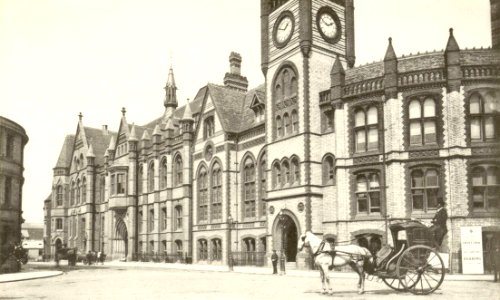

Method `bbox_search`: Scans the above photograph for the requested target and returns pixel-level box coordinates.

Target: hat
[437,198,445,206]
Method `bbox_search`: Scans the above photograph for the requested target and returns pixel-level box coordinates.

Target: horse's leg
[348,261,364,294]
[318,266,327,294]
[323,264,333,295]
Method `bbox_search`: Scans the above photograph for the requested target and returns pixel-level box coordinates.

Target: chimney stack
[223,52,249,92]
[102,125,108,135]
[491,0,500,49]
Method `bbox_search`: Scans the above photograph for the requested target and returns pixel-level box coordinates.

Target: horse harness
[314,240,366,269]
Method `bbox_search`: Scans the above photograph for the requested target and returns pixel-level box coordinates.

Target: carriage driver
[429,198,448,248]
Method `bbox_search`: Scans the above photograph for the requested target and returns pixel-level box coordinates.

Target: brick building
[45,0,500,273]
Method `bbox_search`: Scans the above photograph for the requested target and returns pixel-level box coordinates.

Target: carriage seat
[375,245,393,268]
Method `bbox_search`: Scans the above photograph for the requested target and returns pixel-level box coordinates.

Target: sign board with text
[460,226,484,274]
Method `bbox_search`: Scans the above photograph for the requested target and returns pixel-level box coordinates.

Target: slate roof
[238,84,266,132]
[54,135,75,169]
[84,127,116,165]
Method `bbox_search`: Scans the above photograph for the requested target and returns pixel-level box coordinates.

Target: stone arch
[114,214,128,259]
[271,209,301,262]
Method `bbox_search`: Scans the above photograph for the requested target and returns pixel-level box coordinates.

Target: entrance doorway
[276,213,298,262]
[115,216,128,258]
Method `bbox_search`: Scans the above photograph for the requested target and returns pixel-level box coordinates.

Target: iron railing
[231,251,267,267]
[133,252,191,264]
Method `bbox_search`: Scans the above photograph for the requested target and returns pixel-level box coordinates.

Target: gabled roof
[237,85,266,132]
[54,135,75,169]
[84,127,116,165]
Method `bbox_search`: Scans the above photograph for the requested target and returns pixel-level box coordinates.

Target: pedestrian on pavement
[271,250,278,274]
[430,198,448,248]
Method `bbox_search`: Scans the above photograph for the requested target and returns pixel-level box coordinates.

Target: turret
[384,38,398,99]
[140,128,151,158]
[180,100,194,141]
[164,66,178,120]
[445,28,461,92]
[330,56,345,105]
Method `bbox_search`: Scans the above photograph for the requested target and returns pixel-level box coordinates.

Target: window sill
[352,150,380,158]
[354,214,382,221]
[408,144,440,151]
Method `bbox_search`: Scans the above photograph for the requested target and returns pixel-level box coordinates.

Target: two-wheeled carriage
[370,220,446,295]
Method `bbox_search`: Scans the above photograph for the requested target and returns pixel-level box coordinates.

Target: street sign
[460,226,484,274]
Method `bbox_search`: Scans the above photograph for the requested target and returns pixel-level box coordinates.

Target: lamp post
[228,215,233,271]
[279,209,287,275]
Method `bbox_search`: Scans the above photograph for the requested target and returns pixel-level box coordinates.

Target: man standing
[271,250,278,274]
[430,198,448,248]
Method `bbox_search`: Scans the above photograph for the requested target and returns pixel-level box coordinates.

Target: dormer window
[250,93,266,123]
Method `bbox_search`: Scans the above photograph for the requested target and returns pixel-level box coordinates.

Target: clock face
[316,7,341,44]
[273,11,295,48]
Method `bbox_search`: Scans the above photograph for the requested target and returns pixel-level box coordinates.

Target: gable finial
[121,107,126,116]
[78,112,83,121]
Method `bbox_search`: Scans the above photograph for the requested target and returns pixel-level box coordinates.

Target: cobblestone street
[1,265,499,300]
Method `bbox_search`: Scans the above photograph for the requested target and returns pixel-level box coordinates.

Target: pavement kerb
[25,261,495,282]
[0,270,63,283]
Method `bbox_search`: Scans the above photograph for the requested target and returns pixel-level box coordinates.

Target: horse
[297,231,373,295]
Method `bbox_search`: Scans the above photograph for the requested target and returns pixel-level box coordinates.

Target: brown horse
[297,231,373,295]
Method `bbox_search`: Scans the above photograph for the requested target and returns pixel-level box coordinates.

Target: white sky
[0,0,492,224]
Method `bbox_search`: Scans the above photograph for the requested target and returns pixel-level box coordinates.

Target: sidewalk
[7,261,494,283]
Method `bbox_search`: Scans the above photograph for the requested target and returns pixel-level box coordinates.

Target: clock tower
[261,0,355,258]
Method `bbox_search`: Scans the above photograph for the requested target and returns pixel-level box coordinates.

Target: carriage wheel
[396,245,445,295]
[382,278,405,291]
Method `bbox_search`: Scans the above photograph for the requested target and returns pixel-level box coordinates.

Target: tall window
[138,166,143,195]
[175,240,183,256]
[3,177,12,205]
[273,162,281,188]
[259,159,267,216]
[291,157,299,185]
[5,134,14,158]
[470,92,499,142]
[354,106,378,153]
[56,218,63,230]
[149,208,154,232]
[160,158,168,189]
[291,110,299,133]
[283,113,291,135]
[81,177,86,203]
[276,116,283,137]
[282,161,290,186]
[211,163,222,221]
[148,162,155,192]
[409,97,437,145]
[204,116,215,139]
[175,205,182,230]
[56,185,63,206]
[243,237,256,252]
[138,209,143,233]
[322,107,335,133]
[471,165,499,211]
[110,175,115,195]
[71,181,75,205]
[198,239,208,261]
[323,155,335,185]
[198,167,208,222]
[211,238,222,261]
[355,172,381,214]
[117,174,126,194]
[161,207,167,230]
[243,158,256,219]
[411,167,440,212]
[175,155,183,186]
[76,179,81,204]
[99,176,105,203]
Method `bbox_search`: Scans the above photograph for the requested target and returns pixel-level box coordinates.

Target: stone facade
[45,0,500,273]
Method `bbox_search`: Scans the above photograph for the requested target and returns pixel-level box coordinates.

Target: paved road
[1,267,499,300]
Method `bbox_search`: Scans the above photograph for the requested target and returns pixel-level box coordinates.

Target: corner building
[46,0,500,273]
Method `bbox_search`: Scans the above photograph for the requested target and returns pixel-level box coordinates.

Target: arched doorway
[115,216,128,258]
[55,239,62,250]
[275,212,298,262]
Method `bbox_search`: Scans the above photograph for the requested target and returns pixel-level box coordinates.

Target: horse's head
[297,232,311,252]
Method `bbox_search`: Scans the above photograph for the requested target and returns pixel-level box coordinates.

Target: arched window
[198,167,208,222]
[282,161,290,186]
[56,185,63,206]
[243,237,256,252]
[175,240,183,257]
[138,166,143,195]
[411,167,440,212]
[470,92,499,142]
[283,113,291,135]
[276,116,283,137]
[356,234,382,256]
[243,158,256,219]
[211,163,222,221]
[174,205,182,230]
[81,177,87,203]
[204,116,215,139]
[354,106,379,152]
[174,155,183,186]
[291,157,299,184]
[273,162,281,188]
[161,207,167,231]
[322,107,335,133]
[471,165,499,210]
[149,208,154,232]
[160,158,168,189]
[76,179,81,204]
[355,171,381,214]
[409,97,437,145]
[148,162,155,192]
[70,181,75,205]
[198,239,208,261]
[211,238,222,261]
[323,156,335,185]
[138,209,143,233]
[291,110,299,133]
[259,158,267,216]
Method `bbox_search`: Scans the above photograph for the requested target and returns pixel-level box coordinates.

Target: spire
[107,135,116,150]
[141,129,151,141]
[331,56,345,76]
[165,118,174,130]
[182,99,194,121]
[86,144,95,158]
[445,28,460,52]
[164,66,178,108]
[384,37,397,61]
[152,124,161,136]
[128,125,138,142]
